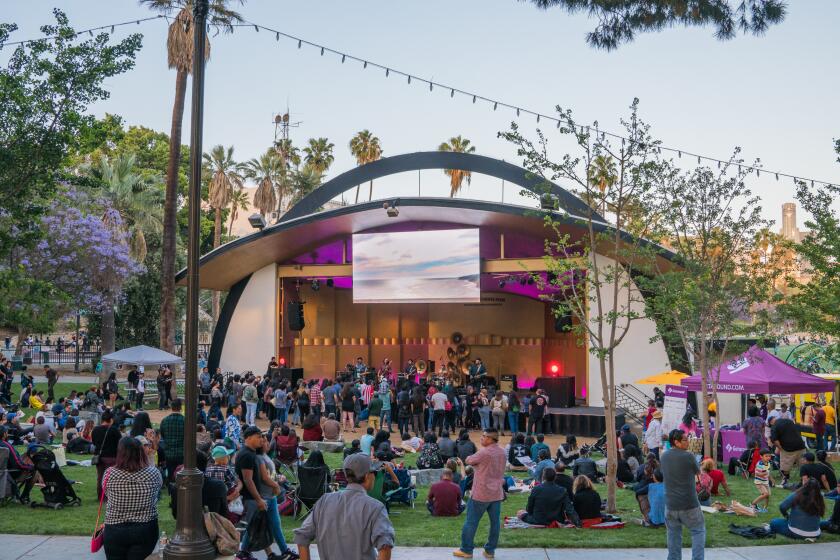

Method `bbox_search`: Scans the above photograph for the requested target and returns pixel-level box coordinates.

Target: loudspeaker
[287,301,305,331]
[278,367,304,385]
[535,376,575,408]
[500,374,517,392]
[554,313,573,332]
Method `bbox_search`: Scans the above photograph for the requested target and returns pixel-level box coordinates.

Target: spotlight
[383,200,400,218]
[498,279,506,288]
[248,213,267,230]
[311,279,320,291]
[278,357,286,366]
[326,278,334,288]
[549,363,559,375]
[540,193,559,210]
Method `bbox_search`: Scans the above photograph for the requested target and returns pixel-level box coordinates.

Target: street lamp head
[248,213,267,230]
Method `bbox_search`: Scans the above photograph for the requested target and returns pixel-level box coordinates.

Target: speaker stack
[287,301,305,331]
[534,376,575,408]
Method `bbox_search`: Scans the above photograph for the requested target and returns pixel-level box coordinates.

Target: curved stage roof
[181,152,677,291]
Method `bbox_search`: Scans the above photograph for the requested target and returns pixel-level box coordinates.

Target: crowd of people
[1,355,840,560]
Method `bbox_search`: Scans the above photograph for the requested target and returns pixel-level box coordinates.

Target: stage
[546,406,626,438]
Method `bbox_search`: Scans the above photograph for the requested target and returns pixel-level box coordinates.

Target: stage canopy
[680,346,835,394]
[636,370,688,385]
[101,345,184,367]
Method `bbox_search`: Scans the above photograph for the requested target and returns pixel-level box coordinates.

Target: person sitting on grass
[426,468,464,517]
[29,390,45,411]
[361,427,376,456]
[416,432,444,470]
[322,413,342,442]
[530,433,549,462]
[768,479,825,539]
[645,469,666,527]
[572,474,603,527]
[507,432,530,471]
[205,445,242,506]
[344,439,363,459]
[302,413,323,442]
[528,448,555,483]
[701,458,731,497]
[800,452,834,491]
[446,457,465,485]
[32,415,54,444]
[751,448,774,513]
[554,462,574,496]
[517,467,580,526]
[572,447,602,483]
[456,429,476,462]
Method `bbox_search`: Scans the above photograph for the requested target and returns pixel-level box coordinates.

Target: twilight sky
[4,1,838,226]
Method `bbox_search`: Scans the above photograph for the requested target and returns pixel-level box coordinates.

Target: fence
[4,343,211,366]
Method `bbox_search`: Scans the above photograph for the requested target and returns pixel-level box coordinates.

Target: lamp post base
[162,468,216,560]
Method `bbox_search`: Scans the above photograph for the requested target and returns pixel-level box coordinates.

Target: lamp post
[163,0,215,558]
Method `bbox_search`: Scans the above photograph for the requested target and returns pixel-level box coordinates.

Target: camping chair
[366,470,405,514]
[0,447,12,507]
[274,439,303,485]
[332,468,349,490]
[295,465,330,519]
[384,468,416,510]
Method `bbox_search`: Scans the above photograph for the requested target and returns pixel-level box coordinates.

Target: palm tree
[438,136,476,197]
[202,144,242,323]
[84,153,164,354]
[588,154,617,214]
[227,185,250,237]
[289,165,324,207]
[241,150,281,217]
[348,130,383,202]
[273,138,301,213]
[139,0,243,352]
[303,137,335,175]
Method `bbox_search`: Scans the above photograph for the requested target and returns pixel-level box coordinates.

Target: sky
[4,1,839,228]
[353,229,480,280]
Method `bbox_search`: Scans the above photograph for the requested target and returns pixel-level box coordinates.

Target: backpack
[203,511,240,555]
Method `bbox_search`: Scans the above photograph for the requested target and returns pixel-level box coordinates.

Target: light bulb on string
[516,108,520,117]
[697,156,701,164]
[363,61,368,69]
[298,40,302,48]
[429,82,433,91]
[494,102,498,111]
[385,68,389,77]
[320,47,324,56]
[775,173,779,181]
[341,54,346,63]
[407,75,411,84]
[110,25,115,33]
[678,151,682,158]
[472,95,476,103]
[536,114,540,123]
[275,32,279,41]
[253,25,259,32]
[556,120,561,128]
[450,89,455,98]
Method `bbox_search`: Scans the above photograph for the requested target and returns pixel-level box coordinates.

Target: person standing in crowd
[236,427,270,560]
[661,429,704,560]
[274,382,289,425]
[226,402,244,449]
[812,402,827,452]
[135,370,145,410]
[527,391,547,435]
[92,410,121,499]
[742,406,766,449]
[454,429,506,559]
[43,364,58,401]
[489,391,507,436]
[769,415,806,487]
[243,378,259,426]
[102,437,163,560]
[645,410,663,458]
[160,398,185,483]
[309,380,323,422]
[294,454,395,560]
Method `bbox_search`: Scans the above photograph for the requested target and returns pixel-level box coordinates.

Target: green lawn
[3,446,838,548]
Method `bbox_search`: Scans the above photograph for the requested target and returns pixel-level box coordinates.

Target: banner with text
[662,384,688,435]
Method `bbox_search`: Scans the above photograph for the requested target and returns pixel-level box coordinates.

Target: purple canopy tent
[680,346,835,394]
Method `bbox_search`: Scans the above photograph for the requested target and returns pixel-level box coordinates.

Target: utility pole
[163,1,215,558]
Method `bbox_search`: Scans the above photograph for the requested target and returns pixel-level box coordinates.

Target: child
[778,403,792,420]
[647,469,666,527]
[751,448,774,513]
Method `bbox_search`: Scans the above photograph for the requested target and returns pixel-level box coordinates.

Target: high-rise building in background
[781,202,804,242]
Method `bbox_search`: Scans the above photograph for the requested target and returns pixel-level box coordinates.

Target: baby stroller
[25,445,81,509]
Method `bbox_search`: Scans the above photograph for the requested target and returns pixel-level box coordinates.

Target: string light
[341,54,345,63]
[253,24,259,32]
[363,61,367,69]
[276,32,279,41]
[2,15,165,48]
[450,88,455,98]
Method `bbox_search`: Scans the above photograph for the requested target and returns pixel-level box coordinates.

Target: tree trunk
[601,355,618,513]
[698,344,712,463]
[212,207,222,325]
[15,328,27,356]
[368,180,374,201]
[101,304,116,355]
[160,69,188,353]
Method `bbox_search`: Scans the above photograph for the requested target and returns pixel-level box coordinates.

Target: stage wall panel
[219,263,277,375]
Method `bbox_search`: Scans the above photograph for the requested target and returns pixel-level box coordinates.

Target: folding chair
[332,468,349,490]
[274,441,302,485]
[384,468,416,510]
[295,465,330,519]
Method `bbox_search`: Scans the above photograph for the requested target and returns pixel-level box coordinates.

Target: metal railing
[9,344,102,365]
[615,384,650,426]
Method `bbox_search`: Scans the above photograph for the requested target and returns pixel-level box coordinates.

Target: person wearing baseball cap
[293,453,394,560]
[645,409,664,458]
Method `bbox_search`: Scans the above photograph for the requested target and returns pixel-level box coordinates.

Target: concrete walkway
[2,535,838,560]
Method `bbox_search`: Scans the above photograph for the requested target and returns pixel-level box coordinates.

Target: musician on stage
[379,358,393,383]
[468,358,487,388]
[354,357,367,377]
[405,359,417,377]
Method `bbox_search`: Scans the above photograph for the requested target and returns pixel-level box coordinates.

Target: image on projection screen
[352,229,480,303]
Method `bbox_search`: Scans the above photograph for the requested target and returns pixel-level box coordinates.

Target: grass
[4,382,838,548]
[3,447,839,548]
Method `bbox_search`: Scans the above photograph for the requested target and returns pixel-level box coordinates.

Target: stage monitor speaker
[287,301,305,331]
[278,367,304,385]
[535,376,575,408]
[499,374,517,392]
[428,360,435,375]
[554,313,573,332]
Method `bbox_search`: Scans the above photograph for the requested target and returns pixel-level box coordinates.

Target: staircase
[615,384,650,427]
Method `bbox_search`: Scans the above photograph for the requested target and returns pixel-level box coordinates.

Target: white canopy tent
[101,345,184,368]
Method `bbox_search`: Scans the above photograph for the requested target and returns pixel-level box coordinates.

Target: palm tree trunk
[160,69,188,353]
[368,180,374,201]
[212,207,222,325]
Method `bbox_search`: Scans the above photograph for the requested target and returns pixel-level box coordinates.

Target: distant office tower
[782,202,798,241]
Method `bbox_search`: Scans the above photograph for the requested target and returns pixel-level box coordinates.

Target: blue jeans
[245,402,257,425]
[478,408,491,430]
[382,409,392,431]
[814,432,826,451]
[275,407,287,425]
[665,507,705,560]
[507,411,519,433]
[827,425,836,451]
[769,518,805,539]
[460,498,501,555]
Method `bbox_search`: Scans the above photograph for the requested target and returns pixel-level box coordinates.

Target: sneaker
[453,550,473,558]
[281,550,300,560]
[756,506,768,513]
[483,551,495,559]
[235,552,255,560]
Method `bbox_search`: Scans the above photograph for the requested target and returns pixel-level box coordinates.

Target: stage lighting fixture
[326,278,334,288]
[549,363,559,375]
[278,357,286,366]
[498,279,506,288]
[248,213,267,230]
[383,200,400,218]
[311,279,320,291]
[540,193,558,210]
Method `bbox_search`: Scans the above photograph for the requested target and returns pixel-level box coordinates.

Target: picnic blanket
[503,516,624,529]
